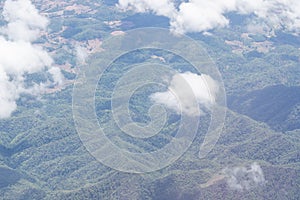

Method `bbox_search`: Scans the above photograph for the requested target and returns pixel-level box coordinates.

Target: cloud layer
[0,0,62,118]
[118,0,300,34]
[150,72,219,116]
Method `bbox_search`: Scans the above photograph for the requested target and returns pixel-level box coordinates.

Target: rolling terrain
[0,0,299,199]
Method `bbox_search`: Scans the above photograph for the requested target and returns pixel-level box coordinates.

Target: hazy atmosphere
[0,0,299,199]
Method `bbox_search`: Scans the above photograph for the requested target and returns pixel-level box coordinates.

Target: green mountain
[0,0,299,199]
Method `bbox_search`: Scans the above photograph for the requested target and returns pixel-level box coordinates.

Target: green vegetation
[0,0,299,199]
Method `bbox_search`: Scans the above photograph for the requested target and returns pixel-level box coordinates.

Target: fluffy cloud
[48,67,64,86]
[2,0,49,41]
[75,45,89,65]
[223,162,267,191]
[0,0,63,118]
[117,0,176,18]
[117,0,300,34]
[150,72,219,116]
[170,0,236,34]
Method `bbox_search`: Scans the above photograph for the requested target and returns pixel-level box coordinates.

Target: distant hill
[0,87,299,199]
[228,84,300,132]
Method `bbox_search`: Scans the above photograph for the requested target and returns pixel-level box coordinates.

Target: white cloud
[2,0,49,41]
[117,0,300,35]
[0,38,52,74]
[117,0,176,18]
[48,67,64,86]
[0,67,18,118]
[0,0,63,118]
[223,162,267,191]
[170,0,236,34]
[150,72,219,116]
[75,45,89,65]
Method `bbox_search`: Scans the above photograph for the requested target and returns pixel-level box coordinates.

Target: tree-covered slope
[0,87,298,199]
